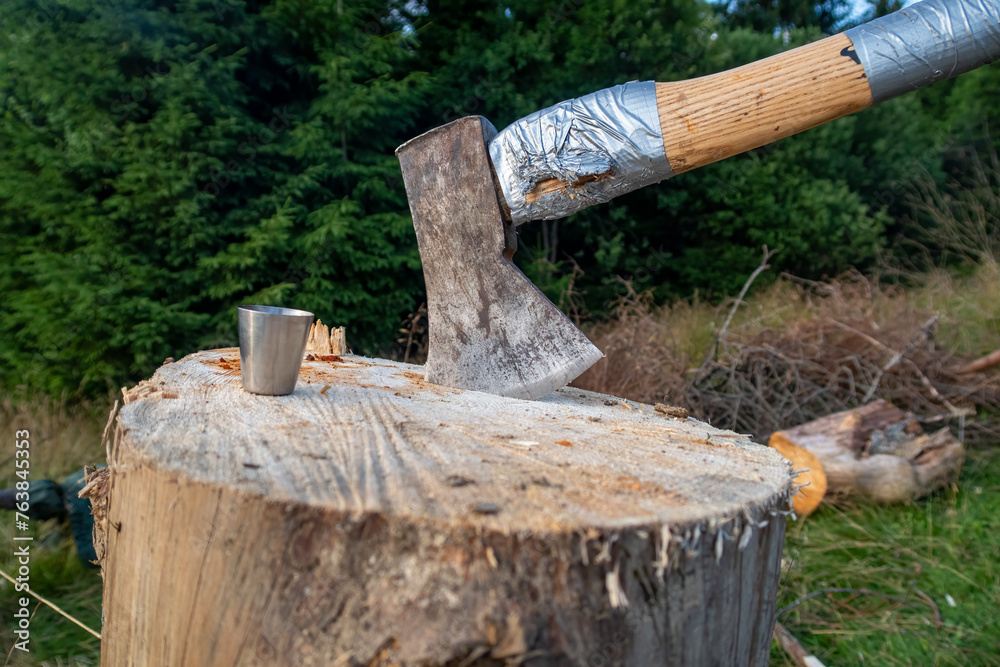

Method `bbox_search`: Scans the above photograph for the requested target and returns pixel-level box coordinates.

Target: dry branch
[713,245,777,361]
[956,348,1000,375]
[0,568,101,639]
[773,622,825,667]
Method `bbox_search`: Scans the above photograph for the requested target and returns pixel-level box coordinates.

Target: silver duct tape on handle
[846,0,1000,104]
[488,81,672,225]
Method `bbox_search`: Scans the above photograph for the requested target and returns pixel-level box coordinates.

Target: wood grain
[98,350,793,666]
[657,33,872,174]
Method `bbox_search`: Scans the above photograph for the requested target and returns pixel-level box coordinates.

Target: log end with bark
[769,400,964,514]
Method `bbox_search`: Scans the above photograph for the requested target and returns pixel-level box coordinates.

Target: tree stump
[93,349,793,666]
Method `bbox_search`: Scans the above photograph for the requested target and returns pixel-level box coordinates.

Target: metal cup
[237,305,314,396]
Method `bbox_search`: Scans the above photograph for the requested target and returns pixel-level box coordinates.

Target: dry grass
[895,148,1000,275]
[569,282,693,408]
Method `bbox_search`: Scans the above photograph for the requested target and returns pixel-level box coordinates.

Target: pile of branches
[577,269,1000,446]
[689,297,996,446]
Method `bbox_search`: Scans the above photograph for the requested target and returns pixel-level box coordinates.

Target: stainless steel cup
[237,305,314,395]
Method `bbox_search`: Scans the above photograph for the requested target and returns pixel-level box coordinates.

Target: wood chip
[655,404,689,419]
[320,385,331,394]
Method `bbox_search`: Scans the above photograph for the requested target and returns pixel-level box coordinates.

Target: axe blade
[396,116,602,400]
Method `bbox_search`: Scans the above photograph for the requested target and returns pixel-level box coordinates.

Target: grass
[905,264,1000,359]
[0,395,107,666]
[771,447,1000,666]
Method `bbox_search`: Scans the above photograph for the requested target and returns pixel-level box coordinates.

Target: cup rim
[238,304,314,318]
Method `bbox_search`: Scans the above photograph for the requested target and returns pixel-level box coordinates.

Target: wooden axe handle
[527,34,869,201]
[656,33,870,175]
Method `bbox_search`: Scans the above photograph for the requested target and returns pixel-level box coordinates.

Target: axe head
[396,116,602,400]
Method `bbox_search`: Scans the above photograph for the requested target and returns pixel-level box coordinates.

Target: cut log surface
[97,349,792,667]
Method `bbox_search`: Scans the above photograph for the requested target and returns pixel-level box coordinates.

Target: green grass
[905,264,1000,358]
[771,447,1000,666]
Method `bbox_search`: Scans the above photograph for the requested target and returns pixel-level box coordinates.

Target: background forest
[2,0,997,397]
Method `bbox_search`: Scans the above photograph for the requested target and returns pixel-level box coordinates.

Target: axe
[396,0,1000,400]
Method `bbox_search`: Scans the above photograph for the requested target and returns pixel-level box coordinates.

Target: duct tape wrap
[488,81,671,225]
[845,0,1000,105]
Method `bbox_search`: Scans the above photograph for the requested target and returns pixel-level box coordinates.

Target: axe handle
[655,33,870,175]
[525,34,869,200]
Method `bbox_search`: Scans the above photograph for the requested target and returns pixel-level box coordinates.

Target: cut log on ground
[768,400,963,510]
[93,349,793,666]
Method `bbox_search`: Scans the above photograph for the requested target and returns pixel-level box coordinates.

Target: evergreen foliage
[1,0,997,396]
[715,0,850,32]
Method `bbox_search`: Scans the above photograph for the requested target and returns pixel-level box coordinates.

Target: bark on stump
[94,350,793,666]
